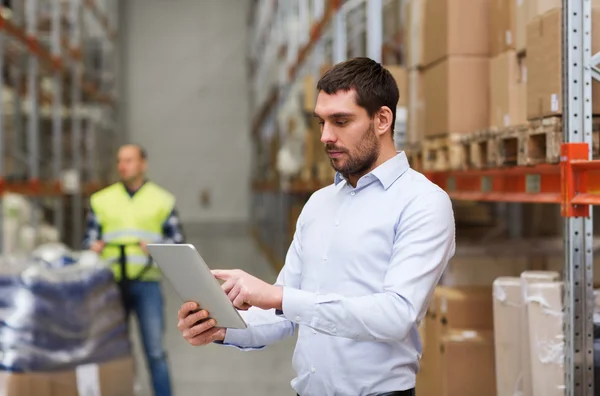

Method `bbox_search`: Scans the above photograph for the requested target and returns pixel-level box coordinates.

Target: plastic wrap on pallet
[525,281,565,396]
[0,243,131,372]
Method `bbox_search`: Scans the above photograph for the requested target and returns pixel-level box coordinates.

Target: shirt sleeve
[161,208,186,244]
[82,207,102,249]
[219,213,305,350]
[277,189,456,342]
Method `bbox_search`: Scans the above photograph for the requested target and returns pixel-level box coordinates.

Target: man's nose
[320,123,336,144]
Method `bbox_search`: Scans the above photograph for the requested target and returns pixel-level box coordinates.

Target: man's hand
[212,269,283,311]
[139,241,149,255]
[90,241,105,254]
[177,302,226,346]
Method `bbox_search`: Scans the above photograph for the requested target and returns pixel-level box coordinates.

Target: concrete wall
[121,0,251,230]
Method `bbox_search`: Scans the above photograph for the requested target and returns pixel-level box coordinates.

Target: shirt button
[295,316,301,322]
[335,221,339,226]
[332,328,337,333]
[312,329,317,334]
[323,255,327,261]
[350,191,356,196]
[311,367,316,373]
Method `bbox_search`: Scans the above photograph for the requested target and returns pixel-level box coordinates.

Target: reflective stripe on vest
[90,182,175,282]
[102,229,163,243]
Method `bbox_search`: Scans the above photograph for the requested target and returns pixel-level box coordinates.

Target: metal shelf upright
[564,0,595,393]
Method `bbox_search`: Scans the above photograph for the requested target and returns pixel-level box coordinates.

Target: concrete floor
[129,232,298,396]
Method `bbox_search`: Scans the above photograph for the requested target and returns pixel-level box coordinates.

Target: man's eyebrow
[313,112,354,119]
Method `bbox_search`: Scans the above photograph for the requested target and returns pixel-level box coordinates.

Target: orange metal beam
[561,143,600,216]
[425,164,562,204]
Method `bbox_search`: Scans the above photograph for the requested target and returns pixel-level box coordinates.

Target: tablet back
[146,243,247,329]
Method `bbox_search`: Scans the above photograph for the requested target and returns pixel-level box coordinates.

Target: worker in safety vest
[82,144,184,396]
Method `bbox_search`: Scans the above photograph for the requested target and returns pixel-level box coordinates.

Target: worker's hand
[212,269,283,311]
[139,241,149,255]
[177,302,226,346]
[90,240,105,254]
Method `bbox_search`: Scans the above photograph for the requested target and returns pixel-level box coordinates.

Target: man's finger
[184,309,209,329]
[211,270,232,280]
[188,318,217,338]
[221,278,236,294]
[232,292,248,310]
[178,302,199,320]
[227,282,241,304]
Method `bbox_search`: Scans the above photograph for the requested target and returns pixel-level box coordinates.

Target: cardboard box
[0,356,134,396]
[384,65,408,107]
[418,286,495,396]
[429,286,495,331]
[493,277,523,396]
[405,0,425,69]
[526,281,564,396]
[440,330,497,396]
[422,0,491,68]
[515,0,529,52]
[527,7,600,119]
[423,57,490,137]
[528,0,560,21]
[407,70,425,144]
[490,0,516,56]
[490,50,521,128]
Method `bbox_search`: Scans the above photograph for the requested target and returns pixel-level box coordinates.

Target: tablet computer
[146,243,247,329]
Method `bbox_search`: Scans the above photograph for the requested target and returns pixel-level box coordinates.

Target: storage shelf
[248,0,598,392]
[0,0,120,250]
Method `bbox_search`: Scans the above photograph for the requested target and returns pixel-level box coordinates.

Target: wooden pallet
[494,123,530,167]
[508,116,600,166]
[422,134,468,171]
[461,129,498,169]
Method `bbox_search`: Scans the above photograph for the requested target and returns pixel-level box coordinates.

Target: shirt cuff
[281,287,318,326]
[222,328,250,346]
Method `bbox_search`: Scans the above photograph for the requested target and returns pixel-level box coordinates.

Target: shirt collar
[334,151,410,190]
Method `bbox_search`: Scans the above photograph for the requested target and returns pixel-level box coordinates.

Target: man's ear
[375,106,393,137]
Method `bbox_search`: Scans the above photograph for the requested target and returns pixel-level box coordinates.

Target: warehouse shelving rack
[0,0,119,250]
[248,0,598,394]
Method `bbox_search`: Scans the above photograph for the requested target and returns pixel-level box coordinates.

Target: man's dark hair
[317,57,400,133]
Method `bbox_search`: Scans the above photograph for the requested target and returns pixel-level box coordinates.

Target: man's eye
[318,121,325,127]
[336,121,347,126]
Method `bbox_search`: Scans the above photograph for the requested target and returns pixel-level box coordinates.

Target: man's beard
[325,122,380,179]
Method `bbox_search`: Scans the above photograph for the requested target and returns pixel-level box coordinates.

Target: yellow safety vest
[90,181,175,282]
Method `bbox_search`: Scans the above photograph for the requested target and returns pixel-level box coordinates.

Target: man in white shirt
[177,57,455,396]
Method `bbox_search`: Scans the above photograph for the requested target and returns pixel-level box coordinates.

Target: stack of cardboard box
[489,0,527,129]
[417,286,497,396]
[417,0,491,140]
[403,0,600,160]
[527,1,600,120]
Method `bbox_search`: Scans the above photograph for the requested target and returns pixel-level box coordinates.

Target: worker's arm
[276,190,455,342]
[161,208,186,244]
[82,207,103,249]
[216,214,305,350]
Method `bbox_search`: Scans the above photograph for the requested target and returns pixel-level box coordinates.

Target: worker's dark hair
[317,57,399,133]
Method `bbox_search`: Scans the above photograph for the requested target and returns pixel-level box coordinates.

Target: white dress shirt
[222,151,456,396]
